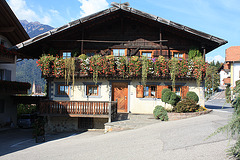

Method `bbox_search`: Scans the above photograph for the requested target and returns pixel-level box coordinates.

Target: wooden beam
[0,27,15,32]
[159,29,162,55]
[81,29,84,54]
[203,47,206,61]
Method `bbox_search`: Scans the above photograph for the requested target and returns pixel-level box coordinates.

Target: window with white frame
[61,51,71,59]
[142,52,152,59]
[113,49,125,57]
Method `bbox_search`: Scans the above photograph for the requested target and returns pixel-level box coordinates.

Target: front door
[112,82,128,113]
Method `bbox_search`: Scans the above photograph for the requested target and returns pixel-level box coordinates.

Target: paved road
[0,91,235,160]
[206,90,234,113]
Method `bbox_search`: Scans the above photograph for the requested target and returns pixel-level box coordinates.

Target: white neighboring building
[0,0,30,127]
[219,63,230,87]
[225,46,240,88]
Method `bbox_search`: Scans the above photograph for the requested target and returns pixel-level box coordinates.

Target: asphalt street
[0,91,235,160]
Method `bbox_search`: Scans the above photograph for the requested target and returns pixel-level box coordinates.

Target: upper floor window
[113,49,125,57]
[0,69,11,81]
[142,52,152,59]
[61,51,71,59]
[140,50,153,59]
[173,52,183,58]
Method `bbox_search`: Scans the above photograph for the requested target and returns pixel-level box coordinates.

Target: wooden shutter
[156,85,168,99]
[181,86,189,98]
[136,85,143,98]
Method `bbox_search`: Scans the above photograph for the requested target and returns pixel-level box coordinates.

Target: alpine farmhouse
[15,3,227,132]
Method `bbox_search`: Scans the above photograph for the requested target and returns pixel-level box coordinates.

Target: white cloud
[78,0,109,17]
[206,55,225,63]
[7,0,59,26]
[8,0,38,22]
[50,9,60,15]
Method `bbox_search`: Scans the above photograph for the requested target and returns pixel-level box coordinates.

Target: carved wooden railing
[39,100,117,122]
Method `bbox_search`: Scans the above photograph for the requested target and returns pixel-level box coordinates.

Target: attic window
[173,52,183,58]
[61,51,72,59]
[113,49,125,56]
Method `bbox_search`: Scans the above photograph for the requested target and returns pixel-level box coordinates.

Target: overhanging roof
[0,0,29,45]
[14,3,227,57]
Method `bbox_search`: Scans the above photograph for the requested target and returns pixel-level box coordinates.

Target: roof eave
[14,4,227,50]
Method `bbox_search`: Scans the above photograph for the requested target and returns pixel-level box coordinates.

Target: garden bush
[169,92,181,106]
[153,105,168,121]
[162,91,181,106]
[162,88,171,97]
[162,91,172,103]
[225,84,231,103]
[186,91,199,103]
[174,98,199,113]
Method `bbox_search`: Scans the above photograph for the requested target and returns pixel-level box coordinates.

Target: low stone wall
[167,110,213,121]
[45,116,108,134]
[45,116,78,134]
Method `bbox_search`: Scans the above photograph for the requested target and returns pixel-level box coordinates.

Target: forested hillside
[16,59,45,92]
[16,20,54,92]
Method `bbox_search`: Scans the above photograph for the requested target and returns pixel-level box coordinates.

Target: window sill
[83,95,102,98]
[138,98,160,101]
[55,95,69,97]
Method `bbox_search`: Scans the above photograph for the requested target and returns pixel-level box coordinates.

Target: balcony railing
[39,100,117,122]
[36,55,207,80]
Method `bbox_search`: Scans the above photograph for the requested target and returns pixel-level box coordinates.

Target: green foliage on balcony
[36,54,208,85]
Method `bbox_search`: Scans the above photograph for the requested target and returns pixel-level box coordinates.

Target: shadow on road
[205,105,229,110]
[0,128,88,156]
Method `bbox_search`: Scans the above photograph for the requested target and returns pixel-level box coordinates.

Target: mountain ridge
[20,20,54,38]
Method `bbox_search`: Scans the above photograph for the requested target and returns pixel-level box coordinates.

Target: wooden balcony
[0,80,31,94]
[39,100,118,122]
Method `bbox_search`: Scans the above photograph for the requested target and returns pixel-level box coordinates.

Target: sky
[6,0,240,62]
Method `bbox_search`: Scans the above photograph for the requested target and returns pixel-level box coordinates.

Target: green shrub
[169,92,181,106]
[162,91,181,106]
[162,88,171,97]
[162,91,172,103]
[225,84,231,103]
[174,98,199,112]
[186,91,199,103]
[17,104,37,118]
[153,105,168,121]
[78,54,88,60]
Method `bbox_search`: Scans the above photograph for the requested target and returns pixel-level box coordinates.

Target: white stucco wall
[50,79,110,101]
[0,36,17,127]
[220,70,230,86]
[0,35,16,81]
[49,79,205,114]
[232,62,240,87]
[129,80,204,114]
